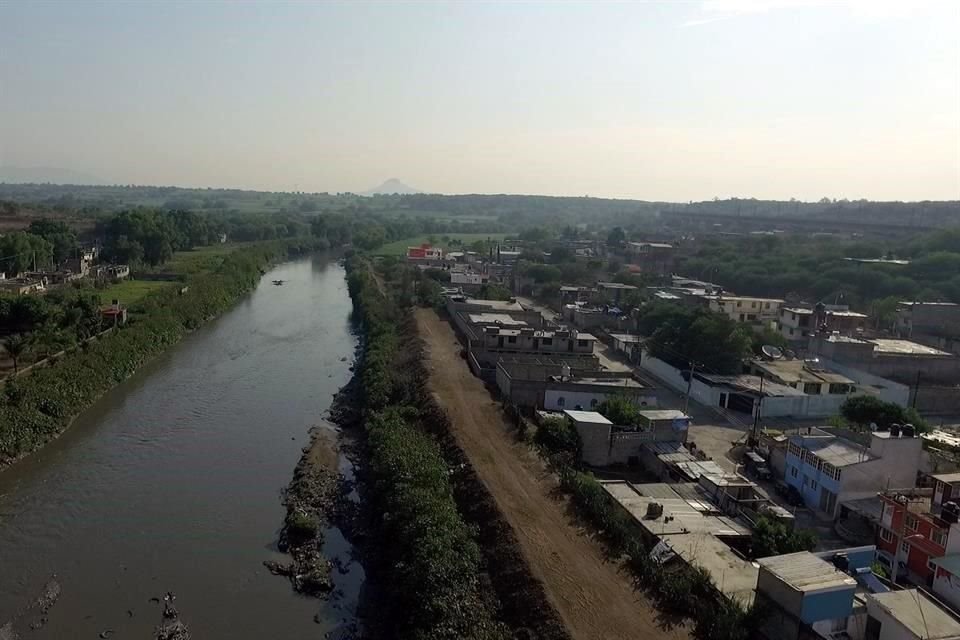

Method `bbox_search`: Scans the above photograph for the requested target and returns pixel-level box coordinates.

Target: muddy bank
[267,427,342,596]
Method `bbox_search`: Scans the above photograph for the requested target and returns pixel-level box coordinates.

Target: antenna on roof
[761,345,784,360]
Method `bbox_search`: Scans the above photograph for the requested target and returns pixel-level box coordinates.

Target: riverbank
[0,237,324,472]
[341,256,569,639]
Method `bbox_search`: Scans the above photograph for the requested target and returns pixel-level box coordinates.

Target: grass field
[101,279,171,307]
[158,244,244,276]
[375,233,509,256]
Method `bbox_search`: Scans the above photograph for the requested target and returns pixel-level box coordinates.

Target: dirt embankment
[265,427,341,596]
[414,308,689,640]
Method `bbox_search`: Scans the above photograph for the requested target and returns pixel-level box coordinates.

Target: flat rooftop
[554,376,646,389]
[697,373,805,397]
[870,338,951,356]
[932,472,960,484]
[456,298,525,311]
[868,589,960,639]
[601,481,750,537]
[467,313,529,326]
[609,333,645,343]
[596,281,638,290]
[758,552,856,593]
[662,533,758,605]
[563,410,612,425]
[790,434,877,467]
[751,359,855,385]
[638,409,690,421]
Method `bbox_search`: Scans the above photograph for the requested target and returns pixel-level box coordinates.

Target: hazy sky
[1,0,958,201]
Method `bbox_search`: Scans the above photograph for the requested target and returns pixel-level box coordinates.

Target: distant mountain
[0,166,106,186]
[360,178,422,196]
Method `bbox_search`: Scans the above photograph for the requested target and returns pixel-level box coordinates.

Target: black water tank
[902,424,916,438]
[833,553,849,572]
[890,424,901,437]
[943,502,960,524]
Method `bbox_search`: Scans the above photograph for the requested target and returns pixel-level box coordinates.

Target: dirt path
[415,309,688,640]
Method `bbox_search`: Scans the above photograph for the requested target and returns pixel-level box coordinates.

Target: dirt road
[415,309,688,640]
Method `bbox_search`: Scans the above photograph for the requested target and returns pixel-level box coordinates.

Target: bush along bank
[0,238,325,469]
[530,416,765,640]
[344,258,509,640]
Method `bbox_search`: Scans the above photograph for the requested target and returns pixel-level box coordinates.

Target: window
[791,466,799,478]
[906,514,919,531]
[751,301,757,308]
[834,468,842,481]
[739,313,745,321]
[765,302,771,309]
[932,529,947,546]
[928,557,938,572]
[823,462,835,478]
[810,480,818,491]
[737,301,742,308]
[577,339,588,347]
[880,528,894,543]
[901,540,911,556]
[590,398,598,408]
[507,335,516,344]
[788,442,802,458]
[747,314,756,321]
[557,397,565,407]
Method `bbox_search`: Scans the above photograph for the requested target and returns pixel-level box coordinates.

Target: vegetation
[346,257,506,639]
[750,516,817,558]
[678,228,960,311]
[533,416,581,466]
[839,395,928,431]
[596,394,642,426]
[638,302,753,374]
[373,233,509,256]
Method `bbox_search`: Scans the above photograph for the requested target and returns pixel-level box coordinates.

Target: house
[707,295,784,327]
[0,276,45,295]
[449,269,490,293]
[601,479,758,605]
[755,547,960,640]
[807,334,960,384]
[495,360,652,411]
[875,490,960,587]
[625,242,675,276]
[609,333,644,363]
[778,304,869,342]
[93,264,130,281]
[748,359,856,396]
[562,303,632,331]
[406,243,443,261]
[895,302,960,354]
[101,300,128,326]
[564,409,687,467]
[784,428,923,518]
[559,285,595,304]
[755,550,861,640]
[931,554,960,613]
[595,281,638,304]
[863,589,960,640]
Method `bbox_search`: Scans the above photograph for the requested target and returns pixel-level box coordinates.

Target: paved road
[417,308,688,640]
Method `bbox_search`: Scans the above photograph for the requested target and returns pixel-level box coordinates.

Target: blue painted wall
[799,587,855,624]
[785,441,842,513]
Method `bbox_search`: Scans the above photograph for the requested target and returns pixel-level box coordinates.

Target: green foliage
[596,394,641,426]
[840,395,928,431]
[534,416,581,464]
[750,325,788,355]
[476,284,512,301]
[28,219,78,264]
[640,303,752,374]
[751,516,817,558]
[346,256,506,639]
[0,231,54,274]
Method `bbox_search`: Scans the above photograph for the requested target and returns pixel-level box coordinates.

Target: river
[0,255,363,638]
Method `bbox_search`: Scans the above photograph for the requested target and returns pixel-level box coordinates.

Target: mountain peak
[360,178,421,196]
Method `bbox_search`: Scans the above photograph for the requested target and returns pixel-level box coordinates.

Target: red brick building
[876,489,960,585]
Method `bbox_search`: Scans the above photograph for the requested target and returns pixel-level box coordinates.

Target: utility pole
[912,371,921,409]
[752,375,764,445]
[683,361,697,415]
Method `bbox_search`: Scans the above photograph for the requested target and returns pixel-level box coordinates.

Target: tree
[477,284,512,301]
[2,333,30,374]
[597,395,641,426]
[840,395,927,431]
[28,219,77,264]
[751,516,817,558]
[0,232,54,275]
[750,326,788,355]
[607,226,626,247]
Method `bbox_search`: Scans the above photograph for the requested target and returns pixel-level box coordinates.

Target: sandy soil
[415,309,689,640]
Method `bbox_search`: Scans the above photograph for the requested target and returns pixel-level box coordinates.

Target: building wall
[815,358,910,407]
[575,421,613,466]
[800,589,856,625]
[543,387,657,412]
[933,567,960,613]
[760,393,850,418]
[785,450,843,515]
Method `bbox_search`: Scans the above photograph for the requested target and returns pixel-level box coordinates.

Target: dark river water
[0,255,362,638]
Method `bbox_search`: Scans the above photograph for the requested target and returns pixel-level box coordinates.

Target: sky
[1,0,958,201]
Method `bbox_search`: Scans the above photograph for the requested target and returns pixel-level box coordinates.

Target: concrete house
[563,409,688,467]
[784,428,923,518]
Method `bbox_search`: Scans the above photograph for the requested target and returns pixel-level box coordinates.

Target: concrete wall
[933,568,960,614]
[575,422,613,466]
[799,589,855,625]
[816,358,910,407]
[639,352,720,406]
[912,385,960,416]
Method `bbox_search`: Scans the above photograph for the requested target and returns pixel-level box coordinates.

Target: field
[100,279,170,307]
[374,233,509,256]
[157,243,244,276]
